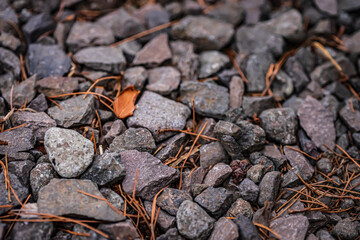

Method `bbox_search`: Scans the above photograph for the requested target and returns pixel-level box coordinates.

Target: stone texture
[8,160,35,187]
[203,163,232,187]
[339,99,360,132]
[144,201,176,231]
[237,121,266,154]
[314,0,337,16]
[146,66,181,95]
[209,217,239,240]
[195,187,233,218]
[229,76,245,110]
[0,46,20,78]
[157,188,192,216]
[0,127,35,155]
[36,76,79,97]
[332,218,360,240]
[28,93,48,112]
[200,141,229,170]
[29,163,57,201]
[245,52,274,92]
[10,222,54,240]
[122,66,148,90]
[284,146,314,181]
[238,178,259,203]
[258,171,281,206]
[103,120,127,145]
[233,214,261,240]
[44,127,94,178]
[120,150,179,200]
[2,75,37,108]
[98,221,139,240]
[242,96,277,118]
[155,133,187,162]
[198,51,229,78]
[270,215,309,240]
[22,13,56,42]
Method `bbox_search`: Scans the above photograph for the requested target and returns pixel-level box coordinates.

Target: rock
[44,127,94,178]
[191,183,208,197]
[206,1,244,25]
[228,197,254,220]
[36,76,79,97]
[270,216,310,240]
[22,13,56,42]
[242,96,277,118]
[0,127,35,155]
[339,99,360,132]
[262,144,286,168]
[38,178,123,221]
[237,121,266,154]
[198,51,229,78]
[133,33,171,67]
[313,0,337,15]
[28,93,48,112]
[238,178,259,203]
[180,81,229,118]
[298,96,336,151]
[26,44,71,78]
[80,151,125,186]
[120,150,178,200]
[30,162,57,200]
[10,111,56,142]
[344,31,360,54]
[258,171,281,206]
[171,16,234,51]
[2,75,36,108]
[284,146,314,181]
[332,218,359,240]
[0,46,20,78]
[246,165,266,184]
[285,56,310,93]
[155,133,186,162]
[339,0,360,11]
[182,167,206,193]
[316,158,333,174]
[74,46,126,74]
[321,94,339,121]
[146,66,181,95]
[353,133,360,149]
[47,95,95,128]
[144,201,176,231]
[229,76,245,110]
[103,120,127,145]
[100,188,124,212]
[271,70,294,99]
[209,217,239,240]
[10,222,54,240]
[98,221,140,239]
[127,91,190,142]
[176,200,215,240]
[214,120,242,140]
[325,82,352,101]
[245,52,274,93]
[0,32,21,51]
[122,66,148,91]
[109,127,156,153]
[306,211,327,233]
[233,214,261,240]
[157,228,185,240]
[157,188,192,216]
[8,160,35,186]
[196,117,217,145]
[259,108,298,145]
[200,141,229,170]
[66,22,114,52]
[203,163,232,187]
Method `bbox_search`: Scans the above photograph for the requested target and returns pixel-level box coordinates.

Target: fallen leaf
[113,85,140,119]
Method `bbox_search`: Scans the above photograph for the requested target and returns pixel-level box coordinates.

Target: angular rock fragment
[245,52,274,92]
[0,46,20,77]
[155,133,186,162]
[270,215,309,240]
[170,40,199,81]
[157,188,192,216]
[339,99,360,132]
[144,201,176,231]
[10,222,54,240]
[203,163,232,187]
[233,214,261,240]
[198,51,229,78]
[226,197,253,219]
[242,96,276,118]
[237,121,266,154]
[258,171,281,206]
[209,217,239,240]
[229,76,245,109]
[2,75,37,107]
[35,76,79,97]
[0,127,35,155]
[122,66,148,90]
[146,66,181,95]
[200,141,229,170]
[284,146,314,181]
[239,178,259,203]
[22,13,56,42]
[195,187,233,218]
[30,162,58,200]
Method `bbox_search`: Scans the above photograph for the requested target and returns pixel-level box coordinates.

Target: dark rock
[226,197,253,219]
[339,99,360,132]
[344,30,360,53]
[239,178,259,203]
[74,46,126,74]
[157,188,192,216]
[261,144,287,169]
[0,32,21,52]
[282,167,302,188]
[270,215,309,239]
[339,0,360,11]
[28,93,48,112]
[127,91,191,142]
[191,183,208,197]
[313,0,337,15]
[2,75,36,108]
[103,120,127,145]
[258,171,281,206]
[26,44,71,78]
[332,218,359,240]
[242,96,277,118]
[316,229,335,240]
[219,135,243,160]
[298,96,336,151]
[203,163,232,187]
[306,211,327,233]
[245,52,274,93]
[133,33,171,67]
[298,129,320,158]
[146,66,180,95]
[145,8,170,39]
[44,127,94,178]
[100,188,124,212]
[237,120,266,154]
[120,150,179,200]
[299,80,324,99]
[36,76,79,97]
[198,51,229,78]
[218,69,238,87]
[0,47,20,78]
[209,217,239,240]
[176,200,215,240]
[155,133,186,162]
[0,97,6,115]
[8,160,35,187]
[157,228,185,240]
[0,127,35,155]
[171,16,234,51]
[353,133,360,149]
[271,70,294,99]
[182,167,206,193]
[229,76,245,109]
[22,13,56,42]
[233,214,261,240]
[122,66,148,91]
[321,94,339,121]
[144,201,176,231]
[47,95,95,128]
[98,221,139,239]
[246,165,265,184]
[200,141,229,170]
[66,22,114,52]
[206,1,243,25]
[285,56,310,93]
[284,146,314,181]
[10,222,54,240]
[30,162,57,200]
[214,120,242,140]
[317,158,333,174]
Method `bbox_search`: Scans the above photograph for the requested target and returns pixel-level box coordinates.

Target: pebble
[180,81,229,119]
[155,133,186,162]
[339,99,360,132]
[103,119,127,145]
[306,211,327,233]
[182,167,206,193]
[144,201,176,231]
[122,66,148,90]
[203,163,232,187]
[8,160,35,187]
[229,76,245,109]
[127,91,191,142]
[200,141,229,170]
[238,178,259,203]
[2,75,37,107]
[245,52,274,92]
[198,51,229,78]
[0,127,35,155]
[10,222,54,240]
[285,56,310,93]
[146,66,181,95]
[332,218,360,240]
[157,228,185,240]
[35,76,79,97]
[316,229,335,240]
[233,214,261,240]
[258,171,281,206]
[157,188,192,216]
[270,215,309,240]
[206,1,244,25]
[26,44,71,79]
[0,32,21,51]
[100,188,124,212]
[120,150,179,200]
[209,217,239,240]
[237,120,266,154]
[44,127,94,178]
[22,13,55,42]
[284,146,314,181]
[316,158,333,174]
[344,30,360,54]
[176,200,215,240]
[226,197,253,219]
[98,221,140,240]
[313,0,337,16]
[242,96,276,118]
[261,144,286,169]
[47,95,95,128]
[0,46,20,78]
[272,70,294,99]
[171,16,234,51]
[109,127,156,153]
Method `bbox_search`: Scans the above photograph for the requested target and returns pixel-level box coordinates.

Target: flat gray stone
[258,171,281,206]
[270,215,309,240]
[30,162,57,200]
[146,66,181,95]
[0,127,35,155]
[199,51,229,78]
[284,146,314,181]
[209,217,239,240]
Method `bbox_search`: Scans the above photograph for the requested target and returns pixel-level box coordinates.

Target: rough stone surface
[122,66,148,90]
[331,218,359,240]
[284,146,314,181]
[195,187,233,218]
[203,163,232,187]
[229,76,245,110]
[100,188,125,212]
[144,201,176,231]
[237,120,266,154]
[157,188,192,216]
[0,127,35,155]
[10,222,54,240]
[270,215,310,240]
[314,0,337,16]
[97,221,139,240]
[238,178,259,203]
[44,127,94,178]
[36,76,79,97]
[22,13,56,42]
[258,171,281,206]
[2,75,37,108]
[242,96,277,118]
[339,99,360,132]
[199,51,229,78]
[233,214,261,240]
[226,197,253,219]
[146,66,181,95]
[245,52,274,92]
[155,133,187,162]
[200,141,229,170]
[209,217,239,240]
[0,46,20,78]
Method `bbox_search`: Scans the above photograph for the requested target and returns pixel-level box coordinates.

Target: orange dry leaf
[113,85,140,119]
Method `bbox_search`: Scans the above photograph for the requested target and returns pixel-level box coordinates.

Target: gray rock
[180,81,229,118]
[282,167,302,188]
[2,75,37,108]
[44,127,94,178]
[47,95,95,128]
[270,215,309,240]
[219,135,243,160]
[242,96,277,118]
[157,228,185,240]
[26,44,71,79]
[339,0,360,11]
[122,66,148,91]
[182,167,206,193]
[146,66,181,95]
[246,165,266,184]
[237,120,266,154]
[0,32,21,51]
[176,200,215,240]
[8,160,35,186]
[314,0,337,15]
[260,108,298,145]
[238,178,259,203]
[353,133,360,149]
[0,127,35,155]
[233,214,261,240]
[203,163,232,187]
[198,51,229,78]
[127,91,190,142]
[325,82,352,101]
[316,158,333,174]
[100,188,124,212]
[321,94,339,121]
[144,201,176,231]
[28,93,48,112]
[157,188,192,216]
[80,151,125,186]
[109,127,156,153]
[344,30,360,54]
[171,16,234,51]
[332,218,359,240]
[285,56,310,93]
[10,222,54,240]
[206,1,244,25]
[339,99,360,132]
[306,211,327,233]
[284,146,314,181]
[316,229,335,240]
[298,96,336,151]
[200,141,229,170]
[214,120,242,140]
[245,52,274,92]
[272,70,294,99]
[38,178,123,221]
[229,76,245,110]
[22,13,56,42]
[155,133,186,162]
[36,76,79,97]
[258,171,281,206]
[209,217,239,240]
[0,46,20,78]
[120,150,179,200]
[74,46,126,74]
[30,163,58,201]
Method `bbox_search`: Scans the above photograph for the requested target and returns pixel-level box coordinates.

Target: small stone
[109,127,156,153]
[246,165,266,184]
[282,167,302,188]
[2,75,36,108]
[200,141,229,170]
[344,31,360,54]
[203,163,232,187]
[270,215,309,240]
[28,93,48,112]
[0,46,20,78]
[74,46,126,74]
[271,70,294,99]
[122,66,148,91]
[219,135,243,160]
[100,188,125,212]
[66,22,114,52]
[26,44,71,79]
[171,16,234,51]
[209,217,239,240]
[245,52,274,92]
[98,220,140,239]
[285,56,310,93]
[331,218,359,240]
[314,0,337,15]
[191,183,208,197]
[206,1,244,25]
[258,171,281,206]
[229,76,245,110]
[238,178,259,203]
[36,76,79,97]
[80,151,125,186]
[103,120,127,145]
[196,118,217,145]
[198,51,229,78]
[133,33,171,67]
[226,196,253,219]
[237,120,266,154]
[157,228,185,240]
[214,120,242,140]
[146,66,180,95]
[242,96,276,118]
[127,91,190,142]
[22,13,56,42]
[0,127,35,155]
[182,167,206,193]
[44,127,94,178]
[316,158,333,174]
[325,82,352,101]
[47,95,95,128]
[233,214,261,240]
[259,108,298,145]
[155,133,186,162]
[8,160,35,187]
[321,94,339,121]
[144,201,176,231]
[0,32,21,51]
[353,133,360,149]
[339,99,360,132]
[157,188,192,216]
[306,211,327,233]
[10,222,54,240]
[284,146,314,181]
[298,96,336,151]
[121,150,178,200]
